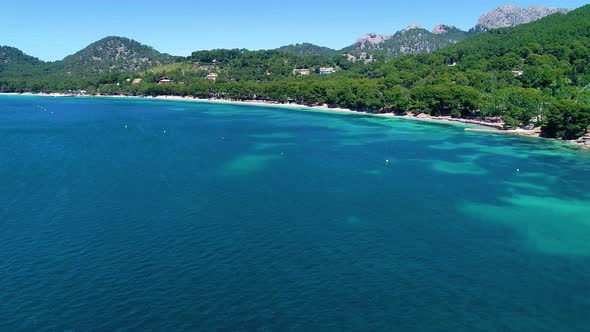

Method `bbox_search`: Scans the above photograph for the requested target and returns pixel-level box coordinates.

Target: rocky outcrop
[475,5,570,31]
[432,24,457,34]
[354,33,391,49]
[403,23,423,32]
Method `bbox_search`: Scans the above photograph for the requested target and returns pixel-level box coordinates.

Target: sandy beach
[0,92,501,128]
[2,92,588,150]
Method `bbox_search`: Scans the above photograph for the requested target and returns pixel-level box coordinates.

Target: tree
[542,100,590,139]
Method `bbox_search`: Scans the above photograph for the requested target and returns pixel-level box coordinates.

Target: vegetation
[52,37,176,76]
[1,6,590,140]
[342,27,472,58]
[277,43,338,57]
[0,46,43,65]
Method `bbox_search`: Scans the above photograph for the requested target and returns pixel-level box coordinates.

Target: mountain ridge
[0,4,578,73]
[339,4,569,57]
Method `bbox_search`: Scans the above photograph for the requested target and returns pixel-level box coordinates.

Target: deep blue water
[1,95,590,331]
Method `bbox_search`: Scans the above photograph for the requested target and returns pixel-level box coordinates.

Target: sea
[1,95,589,331]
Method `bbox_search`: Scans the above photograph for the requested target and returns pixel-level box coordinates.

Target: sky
[1,0,587,61]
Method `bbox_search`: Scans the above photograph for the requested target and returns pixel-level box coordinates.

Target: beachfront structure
[158,77,174,84]
[206,73,218,81]
[70,89,87,95]
[132,78,143,84]
[293,69,311,76]
[319,67,336,75]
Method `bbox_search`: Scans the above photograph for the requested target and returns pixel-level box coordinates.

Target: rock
[475,5,570,31]
[432,24,455,34]
[404,23,423,32]
[354,33,391,47]
[522,123,535,131]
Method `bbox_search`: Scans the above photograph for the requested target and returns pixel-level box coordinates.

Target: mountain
[474,5,570,31]
[342,24,470,57]
[277,43,338,57]
[0,46,43,65]
[51,36,175,75]
[340,4,571,58]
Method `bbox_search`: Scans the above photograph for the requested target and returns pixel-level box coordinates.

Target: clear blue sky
[1,0,587,61]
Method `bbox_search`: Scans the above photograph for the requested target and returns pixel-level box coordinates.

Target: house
[319,67,336,75]
[206,73,218,81]
[132,78,143,84]
[293,68,311,76]
[158,77,174,84]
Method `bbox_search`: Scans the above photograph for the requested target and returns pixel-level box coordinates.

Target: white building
[319,67,336,75]
[293,69,311,76]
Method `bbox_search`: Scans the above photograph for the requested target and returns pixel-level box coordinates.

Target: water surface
[1,95,589,331]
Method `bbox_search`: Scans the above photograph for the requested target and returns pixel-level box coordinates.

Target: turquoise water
[1,95,589,331]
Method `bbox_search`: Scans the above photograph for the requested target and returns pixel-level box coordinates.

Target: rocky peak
[403,23,423,32]
[432,24,455,34]
[475,4,570,31]
[355,33,391,45]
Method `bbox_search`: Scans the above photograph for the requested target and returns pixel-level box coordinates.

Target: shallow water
[1,95,589,331]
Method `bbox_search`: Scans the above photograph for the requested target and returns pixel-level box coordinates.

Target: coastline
[0,92,506,128]
[2,92,588,150]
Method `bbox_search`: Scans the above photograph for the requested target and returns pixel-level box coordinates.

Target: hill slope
[343,24,471,57]
[341,5,570,58]
[0,46,43,65]
[51,36,175,75]
[277,43,338,57]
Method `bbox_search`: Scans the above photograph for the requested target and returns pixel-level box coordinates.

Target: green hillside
[277,43,338,57]
[0,46,43,65]
[50,36,176,76]
[342,27,471,57]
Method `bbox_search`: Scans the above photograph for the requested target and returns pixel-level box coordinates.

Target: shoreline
[2,92,588,150]
[0,92,508,128]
